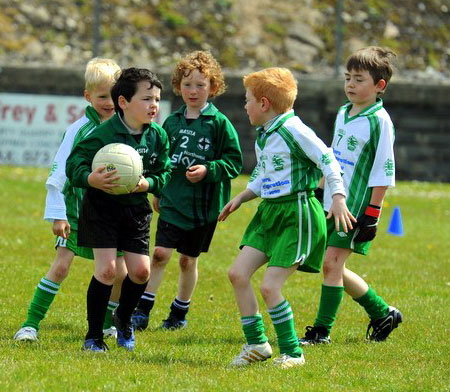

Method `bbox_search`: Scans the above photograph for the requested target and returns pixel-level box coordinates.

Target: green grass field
[0,166,449,391]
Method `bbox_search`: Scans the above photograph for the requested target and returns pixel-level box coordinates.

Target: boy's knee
[98,267,116,283]
[152,248,170,266]
[322,255,341,277]
[51,262,71,281]
[179,255,196,272]
[228,266,247,287]
[133,266,150,284]
[260,282,275,302]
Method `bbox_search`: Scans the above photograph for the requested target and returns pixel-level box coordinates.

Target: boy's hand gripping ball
[92,143,143,195]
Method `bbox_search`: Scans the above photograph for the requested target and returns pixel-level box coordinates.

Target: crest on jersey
[321,153,332,165]
[197,137,211,151]
[384,158,394,176]
[272,155,285,171]
[347,135,358,151]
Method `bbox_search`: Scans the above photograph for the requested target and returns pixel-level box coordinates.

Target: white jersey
[247,110,345,199]
[323,99,395,216]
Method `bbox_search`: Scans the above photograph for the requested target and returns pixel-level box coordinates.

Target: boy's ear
[209,83,218,97]
[261,96,271,112]
[84,89,91,103]
[376,79,387,92]
[118,95,128,110]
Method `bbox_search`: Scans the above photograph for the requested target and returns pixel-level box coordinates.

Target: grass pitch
[0,166,449,391]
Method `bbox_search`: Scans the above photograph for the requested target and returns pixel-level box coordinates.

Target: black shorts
[155,218,217,258]
[78,190,152,255]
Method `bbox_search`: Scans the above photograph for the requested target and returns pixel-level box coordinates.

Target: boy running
[14,58,126,342]
[132,51,242,331]
[219,67,355,368]
[66,68,171,352]
[299,46,402,345]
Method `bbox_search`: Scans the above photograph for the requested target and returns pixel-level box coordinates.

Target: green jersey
[66,113,171,206]
[159,103,243,230]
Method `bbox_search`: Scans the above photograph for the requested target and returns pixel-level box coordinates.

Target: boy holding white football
[299,46,402,345]
[132,51,242,331]
[14,58,127,342]
[66,68,171,352]
[218,67,355,368]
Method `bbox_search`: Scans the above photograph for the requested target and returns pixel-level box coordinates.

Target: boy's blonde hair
[346,46,396,93]
[84,58,121,91]
[243,67,297,114]
[172,51,226,98]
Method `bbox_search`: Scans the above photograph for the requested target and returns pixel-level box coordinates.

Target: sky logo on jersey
[171,150,196,168]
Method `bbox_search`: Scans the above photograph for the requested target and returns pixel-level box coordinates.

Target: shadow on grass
[135,330,244,346]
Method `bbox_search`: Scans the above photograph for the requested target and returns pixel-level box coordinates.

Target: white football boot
[14,327,38,341]
[230,342,272,367]
[273,353,306,369]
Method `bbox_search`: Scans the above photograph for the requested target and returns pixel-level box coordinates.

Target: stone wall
[1,66,449,182]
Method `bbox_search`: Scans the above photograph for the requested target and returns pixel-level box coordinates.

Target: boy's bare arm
[218,189,257,222]
[369,186,388,207]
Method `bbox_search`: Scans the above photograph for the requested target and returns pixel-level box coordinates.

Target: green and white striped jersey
[45,105,100,230]
[247,110,344,198]
[323,99,395,217]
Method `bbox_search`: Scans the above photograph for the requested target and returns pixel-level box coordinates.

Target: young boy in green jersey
[299,46,402,345]
[66,68,171,352]
[132,51,242,331]
[219,67,355,368]
[14,58,127,342]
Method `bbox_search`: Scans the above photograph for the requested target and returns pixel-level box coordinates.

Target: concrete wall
[1,66,449,182]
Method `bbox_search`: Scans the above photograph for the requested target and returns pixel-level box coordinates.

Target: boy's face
[244,88,265,126]
[120,81,161,129]
[180,69,211,111]
[84,83,115,122]
[344,69,386,108]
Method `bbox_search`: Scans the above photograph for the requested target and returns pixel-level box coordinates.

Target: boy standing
[219,67,355,368]
[132,51,242,331]
[14,58,126,342]
[66,68,171,352]
[299,46,402,345]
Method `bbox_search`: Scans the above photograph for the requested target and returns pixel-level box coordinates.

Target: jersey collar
[344,98,384,123]
[109,113,152,135]
[257,109,295,136]
[85,105,102,125]
[175,102,219,117]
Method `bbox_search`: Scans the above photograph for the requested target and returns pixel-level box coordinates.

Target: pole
[334,0,343,77]
[93,0,101,57]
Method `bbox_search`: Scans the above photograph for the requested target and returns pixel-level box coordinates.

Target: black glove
[314,187,324,204]
[354,204,381,243]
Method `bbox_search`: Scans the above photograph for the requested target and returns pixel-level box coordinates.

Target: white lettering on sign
[0,93,171,168]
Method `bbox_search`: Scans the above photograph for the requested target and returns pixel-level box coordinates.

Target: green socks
[268,300,303,357]
[314,284,345,333]
[103,300,119,329]
[354,287,389,320]
[241,314,268,345]
[22,278,60,330]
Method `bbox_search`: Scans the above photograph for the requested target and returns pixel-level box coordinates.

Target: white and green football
[92,143,143,195]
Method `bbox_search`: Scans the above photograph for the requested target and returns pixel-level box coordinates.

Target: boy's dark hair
[346,46,396,92]
[111,67,163,115]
